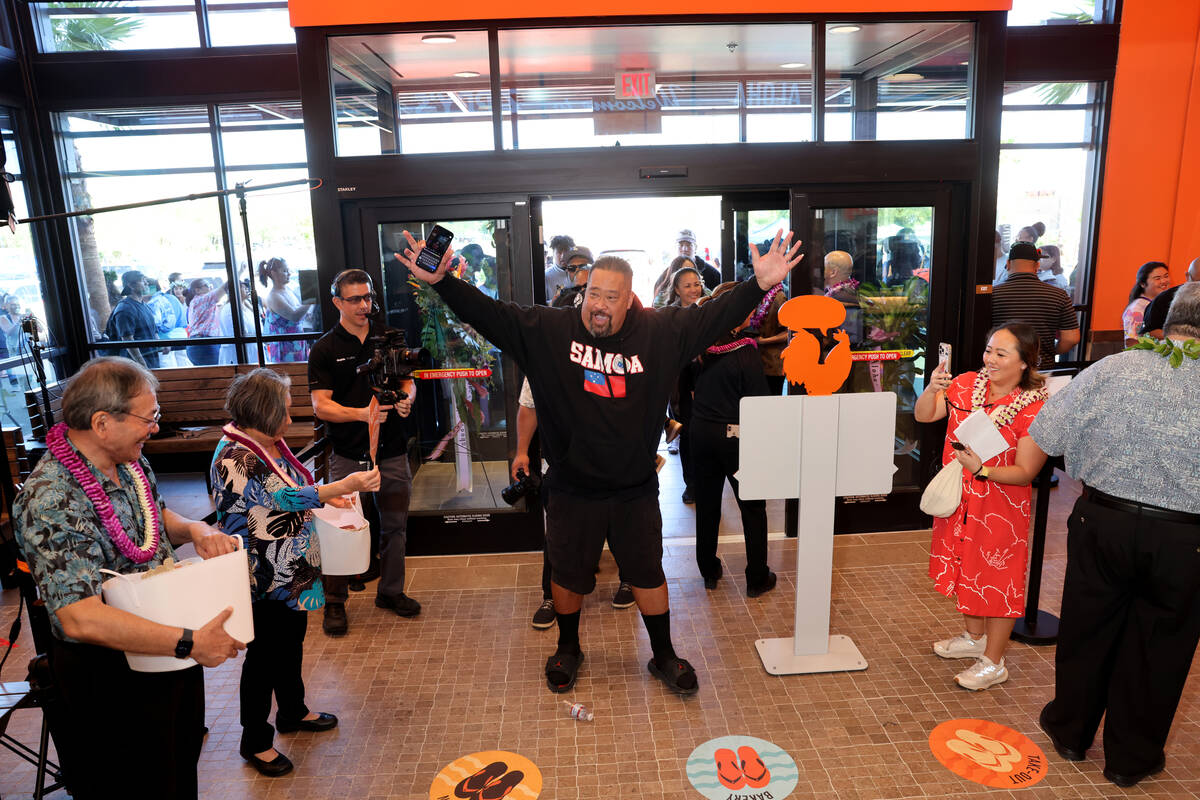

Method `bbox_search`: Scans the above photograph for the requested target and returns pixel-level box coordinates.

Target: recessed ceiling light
[454,70,480,78]
[959,60,969,65]
[421,34,457,45]
[829,25,861,34]
[888,72,924,82]
[779,62,807,69]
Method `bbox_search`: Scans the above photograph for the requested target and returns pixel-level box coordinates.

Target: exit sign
[615,70,656,99]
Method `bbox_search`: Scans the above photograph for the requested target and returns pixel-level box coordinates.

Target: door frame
[355,198,544,555]
[790,184,961,533]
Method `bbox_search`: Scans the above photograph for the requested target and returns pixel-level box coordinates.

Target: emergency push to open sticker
[687,735,798,799]
[929,719,1047,789]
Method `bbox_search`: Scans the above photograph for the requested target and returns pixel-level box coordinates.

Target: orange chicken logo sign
[779,295,852,396]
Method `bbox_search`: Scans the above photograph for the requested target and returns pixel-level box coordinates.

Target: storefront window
[824,21,973,141]
[218,102,320,363]
[1008,0,1098,26]
[0,109,63,435]
[329,31,496,156]
[206,0,294,46]
[996,82,1100,296]
[33,1,200,52]
[58,103,319,367]
[499,24,813,150]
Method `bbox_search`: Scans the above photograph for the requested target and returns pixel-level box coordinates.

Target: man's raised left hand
[750,230,805,290]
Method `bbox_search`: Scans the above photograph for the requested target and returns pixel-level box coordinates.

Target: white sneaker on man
[955,656,1009,690]
[933,631,987,659]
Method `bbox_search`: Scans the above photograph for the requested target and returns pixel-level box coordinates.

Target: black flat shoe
[276,712,338,733]
[240,747,294,777]
[747,571,777,598]
[1038,705,1086,761]
[1104,756,1165,788]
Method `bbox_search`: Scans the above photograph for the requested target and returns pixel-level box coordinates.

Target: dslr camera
[501,468,540,506]
[355,328,429,405]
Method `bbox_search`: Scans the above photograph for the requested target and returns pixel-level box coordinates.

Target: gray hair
[225,368,291,436]
[590,255,634,282]
[62,357,159,430]
[1164,282,1200,339]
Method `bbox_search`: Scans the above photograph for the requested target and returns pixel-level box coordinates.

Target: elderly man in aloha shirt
[14,356,244,800]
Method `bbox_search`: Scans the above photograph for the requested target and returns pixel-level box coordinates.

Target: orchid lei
[749,284,784,329]
[706,337,758,355]
[46,422,161,564]
[969,368,1048,428]
[824,278,860,297]
[220,423,313,488]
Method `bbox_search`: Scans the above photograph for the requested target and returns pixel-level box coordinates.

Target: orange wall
[1094,0,1200,328]
[290,0,1009,28]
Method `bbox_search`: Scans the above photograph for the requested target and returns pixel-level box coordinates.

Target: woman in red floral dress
[915,323,1049,690]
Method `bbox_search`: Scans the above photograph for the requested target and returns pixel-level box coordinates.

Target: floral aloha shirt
[210,438,325,611]
[13,441,176,642]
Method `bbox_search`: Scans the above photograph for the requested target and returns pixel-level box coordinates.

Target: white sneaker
[933,632,987,659]
[955,656,1009,691]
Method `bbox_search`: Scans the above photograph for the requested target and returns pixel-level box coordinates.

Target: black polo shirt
[308,322,408,461]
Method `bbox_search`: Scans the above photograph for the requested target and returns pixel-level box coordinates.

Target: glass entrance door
[795,189,953,532]
[361,203,542,554]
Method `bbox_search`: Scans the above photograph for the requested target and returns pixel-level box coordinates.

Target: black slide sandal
[545,650,584,693]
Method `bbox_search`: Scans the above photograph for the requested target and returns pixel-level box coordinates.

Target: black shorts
[544,491,665,594]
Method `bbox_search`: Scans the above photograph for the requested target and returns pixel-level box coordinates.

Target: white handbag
[920,460,964,518]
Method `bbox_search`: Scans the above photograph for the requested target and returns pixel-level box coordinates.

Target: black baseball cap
[1008,242,1041,262]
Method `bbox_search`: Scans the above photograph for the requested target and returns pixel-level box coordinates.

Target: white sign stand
[737,392,897,675]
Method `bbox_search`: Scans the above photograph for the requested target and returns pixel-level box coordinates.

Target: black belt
[1081,485,1200,525]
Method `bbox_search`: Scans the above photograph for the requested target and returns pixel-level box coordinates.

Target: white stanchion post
[738,392,897,675]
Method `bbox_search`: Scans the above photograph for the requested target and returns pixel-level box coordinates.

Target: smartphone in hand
[415,224,454,272]
[938,342,952,373]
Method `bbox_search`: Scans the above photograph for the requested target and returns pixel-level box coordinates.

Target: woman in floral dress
[211,368,377,776]
[915,323,1049,690]
[258,257,314,362]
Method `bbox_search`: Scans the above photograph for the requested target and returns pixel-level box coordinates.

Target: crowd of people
[98,260,317,369]
[8,226,1200,796]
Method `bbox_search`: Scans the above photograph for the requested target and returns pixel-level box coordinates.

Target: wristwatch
[174,628,194,659]
[973,465,991,482]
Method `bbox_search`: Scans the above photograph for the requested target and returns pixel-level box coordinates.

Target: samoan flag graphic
[583,369,611,397]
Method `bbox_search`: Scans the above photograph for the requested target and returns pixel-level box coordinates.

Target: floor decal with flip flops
[687,735,799,799]
[928,719,1047,789]
[429,750,542,800]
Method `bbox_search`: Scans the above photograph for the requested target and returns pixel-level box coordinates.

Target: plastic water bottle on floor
[563,701,593,721]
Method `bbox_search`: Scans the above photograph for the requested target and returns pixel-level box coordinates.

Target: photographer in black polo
[308,269,420,636]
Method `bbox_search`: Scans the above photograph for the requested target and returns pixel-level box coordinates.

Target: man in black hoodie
[399,230,802,696]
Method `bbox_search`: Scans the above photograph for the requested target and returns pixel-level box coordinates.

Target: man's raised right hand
[396,230,458,285]
[191,607,246,667]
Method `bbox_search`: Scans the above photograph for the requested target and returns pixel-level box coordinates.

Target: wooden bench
[25,364,327,480]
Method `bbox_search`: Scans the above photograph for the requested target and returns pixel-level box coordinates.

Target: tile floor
[1,450,1198,799]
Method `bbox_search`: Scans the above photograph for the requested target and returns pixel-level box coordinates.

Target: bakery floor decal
[929,719,1047,789]
[429,750,542,800]
[687,735,798,799]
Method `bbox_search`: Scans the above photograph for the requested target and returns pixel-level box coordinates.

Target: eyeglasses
[119,409,162,426]
[337,292,376,306]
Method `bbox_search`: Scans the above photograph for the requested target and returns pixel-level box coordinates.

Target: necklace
[1127,336,1200,369]
[221,424,313,488]
[969,369,1047,428]
[706,337,757,355]
[749,284,784,329]
[46,423,161,564]
[824,278,859,297]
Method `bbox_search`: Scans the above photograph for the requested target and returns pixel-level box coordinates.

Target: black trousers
[690,418,769,585]
[50,638,204,800]
[765,374,785,396]
[240,599,310,753]
[1041,493,1200,775]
